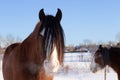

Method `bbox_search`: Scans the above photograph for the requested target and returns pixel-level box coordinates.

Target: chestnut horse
[90,45,120,80]
[2,9,65,80]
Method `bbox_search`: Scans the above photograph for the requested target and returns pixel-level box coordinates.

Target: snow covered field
[54,52,118,80]
[0,60,3,80]
[54,62,118,80]
[0,54,118,80]
[54,72,118,80]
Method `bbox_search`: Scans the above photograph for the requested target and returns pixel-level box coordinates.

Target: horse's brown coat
[2,9,65,80]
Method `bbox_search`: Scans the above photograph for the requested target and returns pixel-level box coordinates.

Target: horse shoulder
[2,43,21,80]
[4,43,20,56]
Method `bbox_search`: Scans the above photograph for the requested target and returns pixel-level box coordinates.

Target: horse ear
[39,9,45,21]
[99,45,102,49]
[55,8,62,22]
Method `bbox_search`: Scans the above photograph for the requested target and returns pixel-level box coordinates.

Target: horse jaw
[43,46,60,75]
[90,58,102,73]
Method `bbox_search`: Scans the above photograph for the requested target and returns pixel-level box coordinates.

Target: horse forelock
[43,15,65,64]
[32,15,65,64]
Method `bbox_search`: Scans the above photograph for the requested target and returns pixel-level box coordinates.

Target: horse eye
[40,27,46,37]
[95,52,102,58]
[98,54,102,57]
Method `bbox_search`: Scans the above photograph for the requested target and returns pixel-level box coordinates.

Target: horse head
[90,45,110,73]
[37,9,65,75]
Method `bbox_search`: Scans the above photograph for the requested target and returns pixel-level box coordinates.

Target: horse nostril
[90,67,96,73]
[44,59,49,64]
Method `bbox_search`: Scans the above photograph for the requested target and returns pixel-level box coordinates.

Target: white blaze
[43,46,60,75]
[90,55,101,73]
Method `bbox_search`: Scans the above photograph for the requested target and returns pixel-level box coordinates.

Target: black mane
[38,9,65,64]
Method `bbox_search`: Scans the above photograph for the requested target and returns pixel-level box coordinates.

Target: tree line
[0,33,120,54]
[0,35,21,54]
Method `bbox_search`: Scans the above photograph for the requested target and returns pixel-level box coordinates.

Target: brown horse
[2,9,65,80]
[90,45,120,80]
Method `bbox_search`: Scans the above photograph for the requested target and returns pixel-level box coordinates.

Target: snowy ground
[54,72,118,80]
[0,54,118,80]
[54,62,118,80]
[0,56,3,80]
[54,52,118,80]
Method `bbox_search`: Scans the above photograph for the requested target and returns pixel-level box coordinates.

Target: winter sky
[0,0,120,45]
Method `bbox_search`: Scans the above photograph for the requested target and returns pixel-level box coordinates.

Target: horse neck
[109,47,120,73]
[20,33,45,62]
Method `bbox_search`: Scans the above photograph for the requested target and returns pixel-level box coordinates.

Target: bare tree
[0,35,4,54]
[4,35,22,48]
[66,44,75,52]
[116,32,120,42]
[0,35,3,47]
[15,36,22,43]
[83,39,92,46]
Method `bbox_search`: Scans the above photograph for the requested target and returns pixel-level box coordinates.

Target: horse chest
[23,62,40,76]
